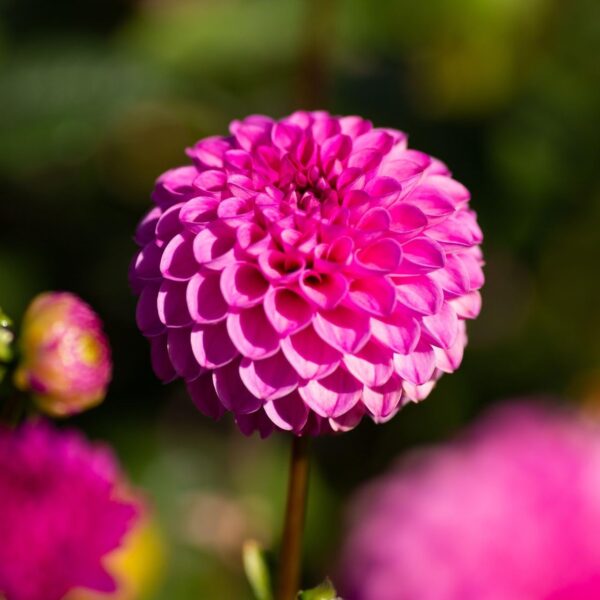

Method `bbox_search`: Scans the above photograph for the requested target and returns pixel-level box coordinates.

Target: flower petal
[187,272,228,324]
[313,306,370,354]
[298,367,363,418]
[281,325,341,380]
[213,358,262,414]
[220,263,269,308]
[227,305,280,359]
[160,234,197,281]
[190,321,238,369]
[299,270,349,310]
[264,392,310,432]
[371,313,420,355]
[394,276,443,316]
[157,280,192,328]
[239,353,299,401]
[348,276,397,317]
[264,288,313,336]
[393,342,436,385]
[167,328,204,380]
[343,340,394,387]
[186,375,225,420]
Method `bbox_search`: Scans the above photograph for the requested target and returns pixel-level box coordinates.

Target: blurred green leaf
[243,539,273,600]
[298,578,338,600]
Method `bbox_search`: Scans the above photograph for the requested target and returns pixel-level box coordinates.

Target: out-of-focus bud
[14,292,112,416]
[69,504,166,600]
[0,307,14,383]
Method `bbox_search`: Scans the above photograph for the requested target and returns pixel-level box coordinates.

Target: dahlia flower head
[14,292,112,417]
[0,421,138,600]
[337,402,600,600]
[131,111,483,436]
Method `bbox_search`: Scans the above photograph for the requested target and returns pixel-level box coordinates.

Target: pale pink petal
[343,340,394,387]
[239,353,298,401]
[371,313,420,355]
[298,367,362,418]
[281,325,341,380]
[450,290,482,319]
[236,222,271,257]
[388,204,428,237]
[402,379,437,402]
[394,276,443,315]
[422,303,459,349]
[362,374,405,421]
[329,402,367,432]
[313,306,370,354]
[226,305,280,359]
[191,321,238,369]
[263,288,313,336]
[429,253,470,297]
[393,342,436,385]
[348,276,397,317]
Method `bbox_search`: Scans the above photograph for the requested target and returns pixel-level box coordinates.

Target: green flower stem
[277,435,311,600]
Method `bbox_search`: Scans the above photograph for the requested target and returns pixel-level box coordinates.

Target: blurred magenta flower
[337,402,600,600]
[14,292,112,417]
[0,421,138,600]
[131,111,483,436]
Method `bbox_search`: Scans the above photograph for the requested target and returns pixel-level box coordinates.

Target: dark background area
[1,0,599,597]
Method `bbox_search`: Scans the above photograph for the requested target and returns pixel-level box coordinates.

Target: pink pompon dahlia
[0,421,138,600]
[336,402,600,600]
[14,292,112,417]
[130,111,483,436]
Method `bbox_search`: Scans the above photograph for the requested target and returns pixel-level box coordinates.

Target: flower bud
[14,292,112,416]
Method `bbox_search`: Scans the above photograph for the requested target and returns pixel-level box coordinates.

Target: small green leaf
[298,578,339,600]
[243,539,273,600]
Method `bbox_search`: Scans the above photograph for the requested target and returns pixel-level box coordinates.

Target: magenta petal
[299,270,349,310]
[235,409,274,438]
[136,285,164,337]
[212,358,263,414]
[157,280,192,327]
[150,333,177,382]
[343,340,394,387]
[395,276,443,316]
[160,234,197,281]
[190,321,238,369]
[220,263,269,308]
[135,207,161,245]
[389,204,428,236]
[371,312,420,354]
[403,379,437,402]
[394,342,436,385]
[193,224,236,269]
[362,374,405,421]
[355,238,402,273]
[186,375,225,420]
[264,288,313,336]
[298,367,362,418]
[239,353,298,401]
[313,306,370,354]
[167,328,203,380]
[226,305,280,359]
[155,203,184,242]
[356,207,391,233]
[264,392,310,433]
[400,237,446,275]
[187,271,228,323]
[348,276,396,317]
[179,197,219,232]
[132,243,162,282]
[422,303,459,349]
[281,325,341,380]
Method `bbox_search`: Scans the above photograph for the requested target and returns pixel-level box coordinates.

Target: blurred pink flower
[0,421,138,600]
[131,111,483,436]
[14,292,112,417]
[337,402,600,600]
